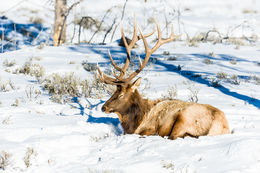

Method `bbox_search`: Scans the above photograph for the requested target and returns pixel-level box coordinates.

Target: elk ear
[130,77,142,91]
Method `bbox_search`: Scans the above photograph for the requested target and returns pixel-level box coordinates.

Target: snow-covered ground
[0,0,260,172]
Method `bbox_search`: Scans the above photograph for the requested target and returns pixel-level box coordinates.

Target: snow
[0,0,260,172]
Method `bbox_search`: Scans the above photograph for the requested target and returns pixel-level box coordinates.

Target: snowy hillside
[0,0,260,173]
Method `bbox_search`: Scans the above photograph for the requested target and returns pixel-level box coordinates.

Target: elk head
[97,19,179,115]
[101,77,142,114]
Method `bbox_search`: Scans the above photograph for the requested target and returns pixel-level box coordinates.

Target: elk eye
[118,94,124,98]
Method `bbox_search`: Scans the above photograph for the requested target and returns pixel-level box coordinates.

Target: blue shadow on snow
[71,97,120,127]
[69,44,260,110]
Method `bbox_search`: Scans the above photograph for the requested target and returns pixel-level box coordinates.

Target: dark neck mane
[116,90,161,134]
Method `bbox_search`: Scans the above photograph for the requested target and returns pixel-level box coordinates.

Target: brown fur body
[102,84,230,139]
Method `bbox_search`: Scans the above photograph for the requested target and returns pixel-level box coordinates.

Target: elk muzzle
[101,105,107,112]
[101,105,113,113]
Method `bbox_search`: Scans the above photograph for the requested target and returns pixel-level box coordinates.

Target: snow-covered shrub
[2,116,12,125]
[0,151,12,170]
[11,99,19,107]
[186,33,200,47]
[186,31,222,47]
[209,52,216,57]
[24,147,37,168]
[252,75,260,85]
[162,85,178,100]
[43,72,91,103]
[188,86,199,103]
[29,16,44,25]
[41,72,117,103]
[2,59,16,67]
[229,58,237,65]
[73,16,102,32]
[217,72,228,79]
[25,85,42,101]
[82,61,97,72]
[230,75,240,85]
[256,77,260,85]
[210,79,221,88]
[224,37,245,46]
[91,74,115,99]
[68,61,76,64]
[16,62,45,80]
[0,83,9,92]
[162,160,174,171]
[203,58,213,65]
[0,78,15,92]
[32,56,42,61]
[163,51,170,56]
[242,9,257,14]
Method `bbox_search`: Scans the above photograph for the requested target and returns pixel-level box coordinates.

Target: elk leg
[168,115,188,140]
[135,127,156,136]
[207,111,230,136]
[207,120,230,136]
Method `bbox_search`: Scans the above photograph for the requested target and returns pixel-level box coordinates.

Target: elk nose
[101,106,106,112]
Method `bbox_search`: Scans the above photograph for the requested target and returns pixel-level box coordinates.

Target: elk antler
[97,19,179,85]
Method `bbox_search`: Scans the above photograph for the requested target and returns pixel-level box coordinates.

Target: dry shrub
[186,31,222,47]
[11,99,19,107]
[162,85,178,100]
[162,160,174,170]
[42,71,116,103]
[203,58,213,65]
[24,147,37,168]
[0,151,12,170]
[82,62,97,72]
[242,9,257,14]
[43,72,91,103]
[251,75,260,85]
[3,59,16,67]
[2,116,12,125]
[188,86,199,103]
[256,77,260,85]
[217,72,228,79]
[91,75,115,99]
[210,79,221,88]
[25,85,42,101]
[29,16,44,24]
[74,16,102,31]
[225,37,245,46]
[186,34,201,47]
[16,62,45,80]
[229,58,237,65]
[230,75,240,85]
[0,78,16,92]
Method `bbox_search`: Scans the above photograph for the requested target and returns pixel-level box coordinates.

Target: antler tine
[137,28,156,41]
[121,26,152,83]
[162,24,180,44]
[108,51,120,70]
[151,22,180,54]
[97,19,176,85]
[122,21,178,83]
[97,19,151,85]
[119,18,157,80]
[119,19,139,78]
[97,65,120,85]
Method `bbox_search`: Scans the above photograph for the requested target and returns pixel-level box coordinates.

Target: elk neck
[116,89,161,134]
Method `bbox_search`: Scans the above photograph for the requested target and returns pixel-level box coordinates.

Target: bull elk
[97,20,230,140]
